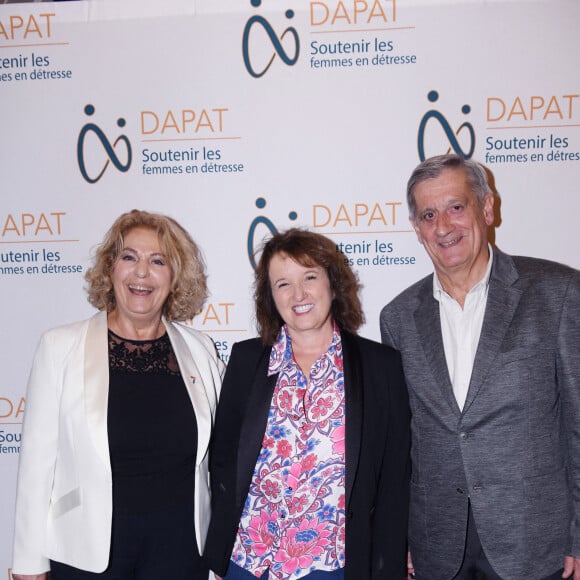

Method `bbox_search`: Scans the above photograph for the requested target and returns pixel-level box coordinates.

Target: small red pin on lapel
[190,375,197,384]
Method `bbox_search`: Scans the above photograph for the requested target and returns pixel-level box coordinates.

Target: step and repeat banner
[1,0,579,575]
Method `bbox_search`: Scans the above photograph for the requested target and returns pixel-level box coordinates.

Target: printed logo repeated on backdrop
[484,93,580,165]
[242,0,300,78]
[0,212,83,278]
[245,195,417,274]
[418,90,476,161]
[77,104,244,182]
[240,0,416,77]
[416,89,580,166]
[247,197,299,269]
[77,105,132,184]
[311,197,417,271]
[140,106,243,176]
[0,396,23,456]
[0,11,73,83]
[2,1,579,574]
[308,0,416,73]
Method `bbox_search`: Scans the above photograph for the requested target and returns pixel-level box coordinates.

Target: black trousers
[452,502,563,580]
[50,502,207,580]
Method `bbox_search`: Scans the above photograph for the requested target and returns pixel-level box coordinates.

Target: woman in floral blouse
[205,228,410,580]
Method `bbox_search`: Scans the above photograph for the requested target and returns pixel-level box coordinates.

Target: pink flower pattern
[274,518,332,575]
[247,510,280,557]
[231,324,346,579]
[330,425,345,456]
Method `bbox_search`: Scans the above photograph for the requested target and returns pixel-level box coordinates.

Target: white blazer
[12,311,224,575]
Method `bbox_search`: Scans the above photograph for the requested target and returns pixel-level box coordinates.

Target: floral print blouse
[231,324,346,579]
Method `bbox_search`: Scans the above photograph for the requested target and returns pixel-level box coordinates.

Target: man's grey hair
[407,154,492,221]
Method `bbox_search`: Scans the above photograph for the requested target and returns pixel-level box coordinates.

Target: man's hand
[12,574,48,580]
[562,556,580,579]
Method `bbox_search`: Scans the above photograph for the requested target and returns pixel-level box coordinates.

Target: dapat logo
[77,104,132,184]
[0,396,24,420]
[0,396,23,456]
[242,0,300,78]
[0,12,55,42]
[310,0,397,27]
[417,90,475,161]
[247,197,298,269]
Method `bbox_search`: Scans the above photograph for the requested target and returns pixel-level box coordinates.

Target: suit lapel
[236,348,277,504]
[463,251,522,412]
[414,279,460,416]
[342,331,363,508]
[165,320,212,467]
[84,311,111,469]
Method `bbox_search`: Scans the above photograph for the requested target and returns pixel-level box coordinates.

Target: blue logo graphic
[242,0,300,78]
[77,104,132,184]
[417,90,475,161]
[247,197,298,269]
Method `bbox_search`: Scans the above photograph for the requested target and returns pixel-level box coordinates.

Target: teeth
[441,237,461,247]
[293,304,313,314]
[129,285,152,292]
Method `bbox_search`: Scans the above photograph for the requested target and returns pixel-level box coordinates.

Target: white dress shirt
[433,248,493,410]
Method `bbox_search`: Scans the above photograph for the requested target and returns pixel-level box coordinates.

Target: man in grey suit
[380,154,580,580]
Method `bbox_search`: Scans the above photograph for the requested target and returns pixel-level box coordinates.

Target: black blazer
[204,330,411,579]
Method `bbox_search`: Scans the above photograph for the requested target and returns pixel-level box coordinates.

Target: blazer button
[456,488,464,494]
[460,432,468,440]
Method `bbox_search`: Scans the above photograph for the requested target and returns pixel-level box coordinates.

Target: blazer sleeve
[205,340,264,574]
[372,347,411,579]
[12,331,62,575]
[209,342,247,485]
[379,303,399,351]
[559,271,580,556]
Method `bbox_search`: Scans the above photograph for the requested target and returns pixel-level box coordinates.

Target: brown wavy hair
[254,228,364,344]
[85,209,207,321]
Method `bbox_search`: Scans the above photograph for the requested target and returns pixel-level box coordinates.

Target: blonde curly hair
[85,209,207,321]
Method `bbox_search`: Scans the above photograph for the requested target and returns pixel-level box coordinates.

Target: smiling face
[110,226,172,329]
[412,167,494,285]
[268,252,333,341]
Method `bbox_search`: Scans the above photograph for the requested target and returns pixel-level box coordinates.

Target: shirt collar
[268,322,341,376]
[433,244,494,302]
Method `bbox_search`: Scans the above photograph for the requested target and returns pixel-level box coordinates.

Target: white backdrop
[1,0,579,576]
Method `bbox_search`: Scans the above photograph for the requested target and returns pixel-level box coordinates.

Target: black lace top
[107,330,197,514]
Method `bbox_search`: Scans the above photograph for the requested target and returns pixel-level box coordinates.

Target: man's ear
[483,194,495,227]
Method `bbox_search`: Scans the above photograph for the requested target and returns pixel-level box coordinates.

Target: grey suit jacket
[380,249,580,580]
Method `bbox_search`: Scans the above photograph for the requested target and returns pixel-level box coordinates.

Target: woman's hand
[407,550,415,579]
[12,574,49,580]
